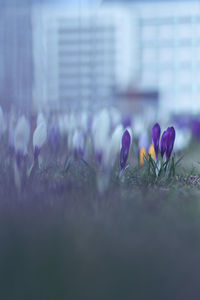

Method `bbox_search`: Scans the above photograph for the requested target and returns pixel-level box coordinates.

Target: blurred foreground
[1,158,200,300]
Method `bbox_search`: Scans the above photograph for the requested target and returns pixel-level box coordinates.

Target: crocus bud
[166,126,176,160]
[152,123,161,159]
[33,121,47,160]
[14,116,30,167]
[120,129,131,170]
[148,144,156,160]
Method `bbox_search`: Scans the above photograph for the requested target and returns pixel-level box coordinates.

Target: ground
[1,153,200,300]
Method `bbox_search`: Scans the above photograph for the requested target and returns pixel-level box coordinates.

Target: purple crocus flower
[33,121,47,161]
[120,129,131,170]
[152,123,161,159]
[165,126,176,160]
[13,116,30,167]
[160,130,168,158]
[160,127,176,160]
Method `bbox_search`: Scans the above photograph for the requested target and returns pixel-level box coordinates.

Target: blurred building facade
[134,1,200,114]
[1,0,200,115]
[0,1,33,112]
[32,3,136,112]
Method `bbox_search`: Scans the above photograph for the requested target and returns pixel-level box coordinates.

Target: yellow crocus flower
[139,147,147,166]
[148,144,156,160]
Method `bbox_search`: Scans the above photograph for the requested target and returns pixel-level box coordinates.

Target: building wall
[134,1,200,114]
[2,0,199,115]
[32,4,136,112]
[0,1,33,112]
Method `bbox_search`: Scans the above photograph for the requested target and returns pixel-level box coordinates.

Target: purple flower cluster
[152,123,176,160]
[120,129,131,170]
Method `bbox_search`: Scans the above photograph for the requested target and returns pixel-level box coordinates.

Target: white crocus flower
[36,112,46,126]
[13,116,30,190]
[33,121,47,155]
[92,109,110,156]
[80,111,88,133]
[28,120,47,178]
[14,116,30,155]
[72,130,85,158]
[110,107,121,127]
[97,124,123,195]
[103,124,123,168]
